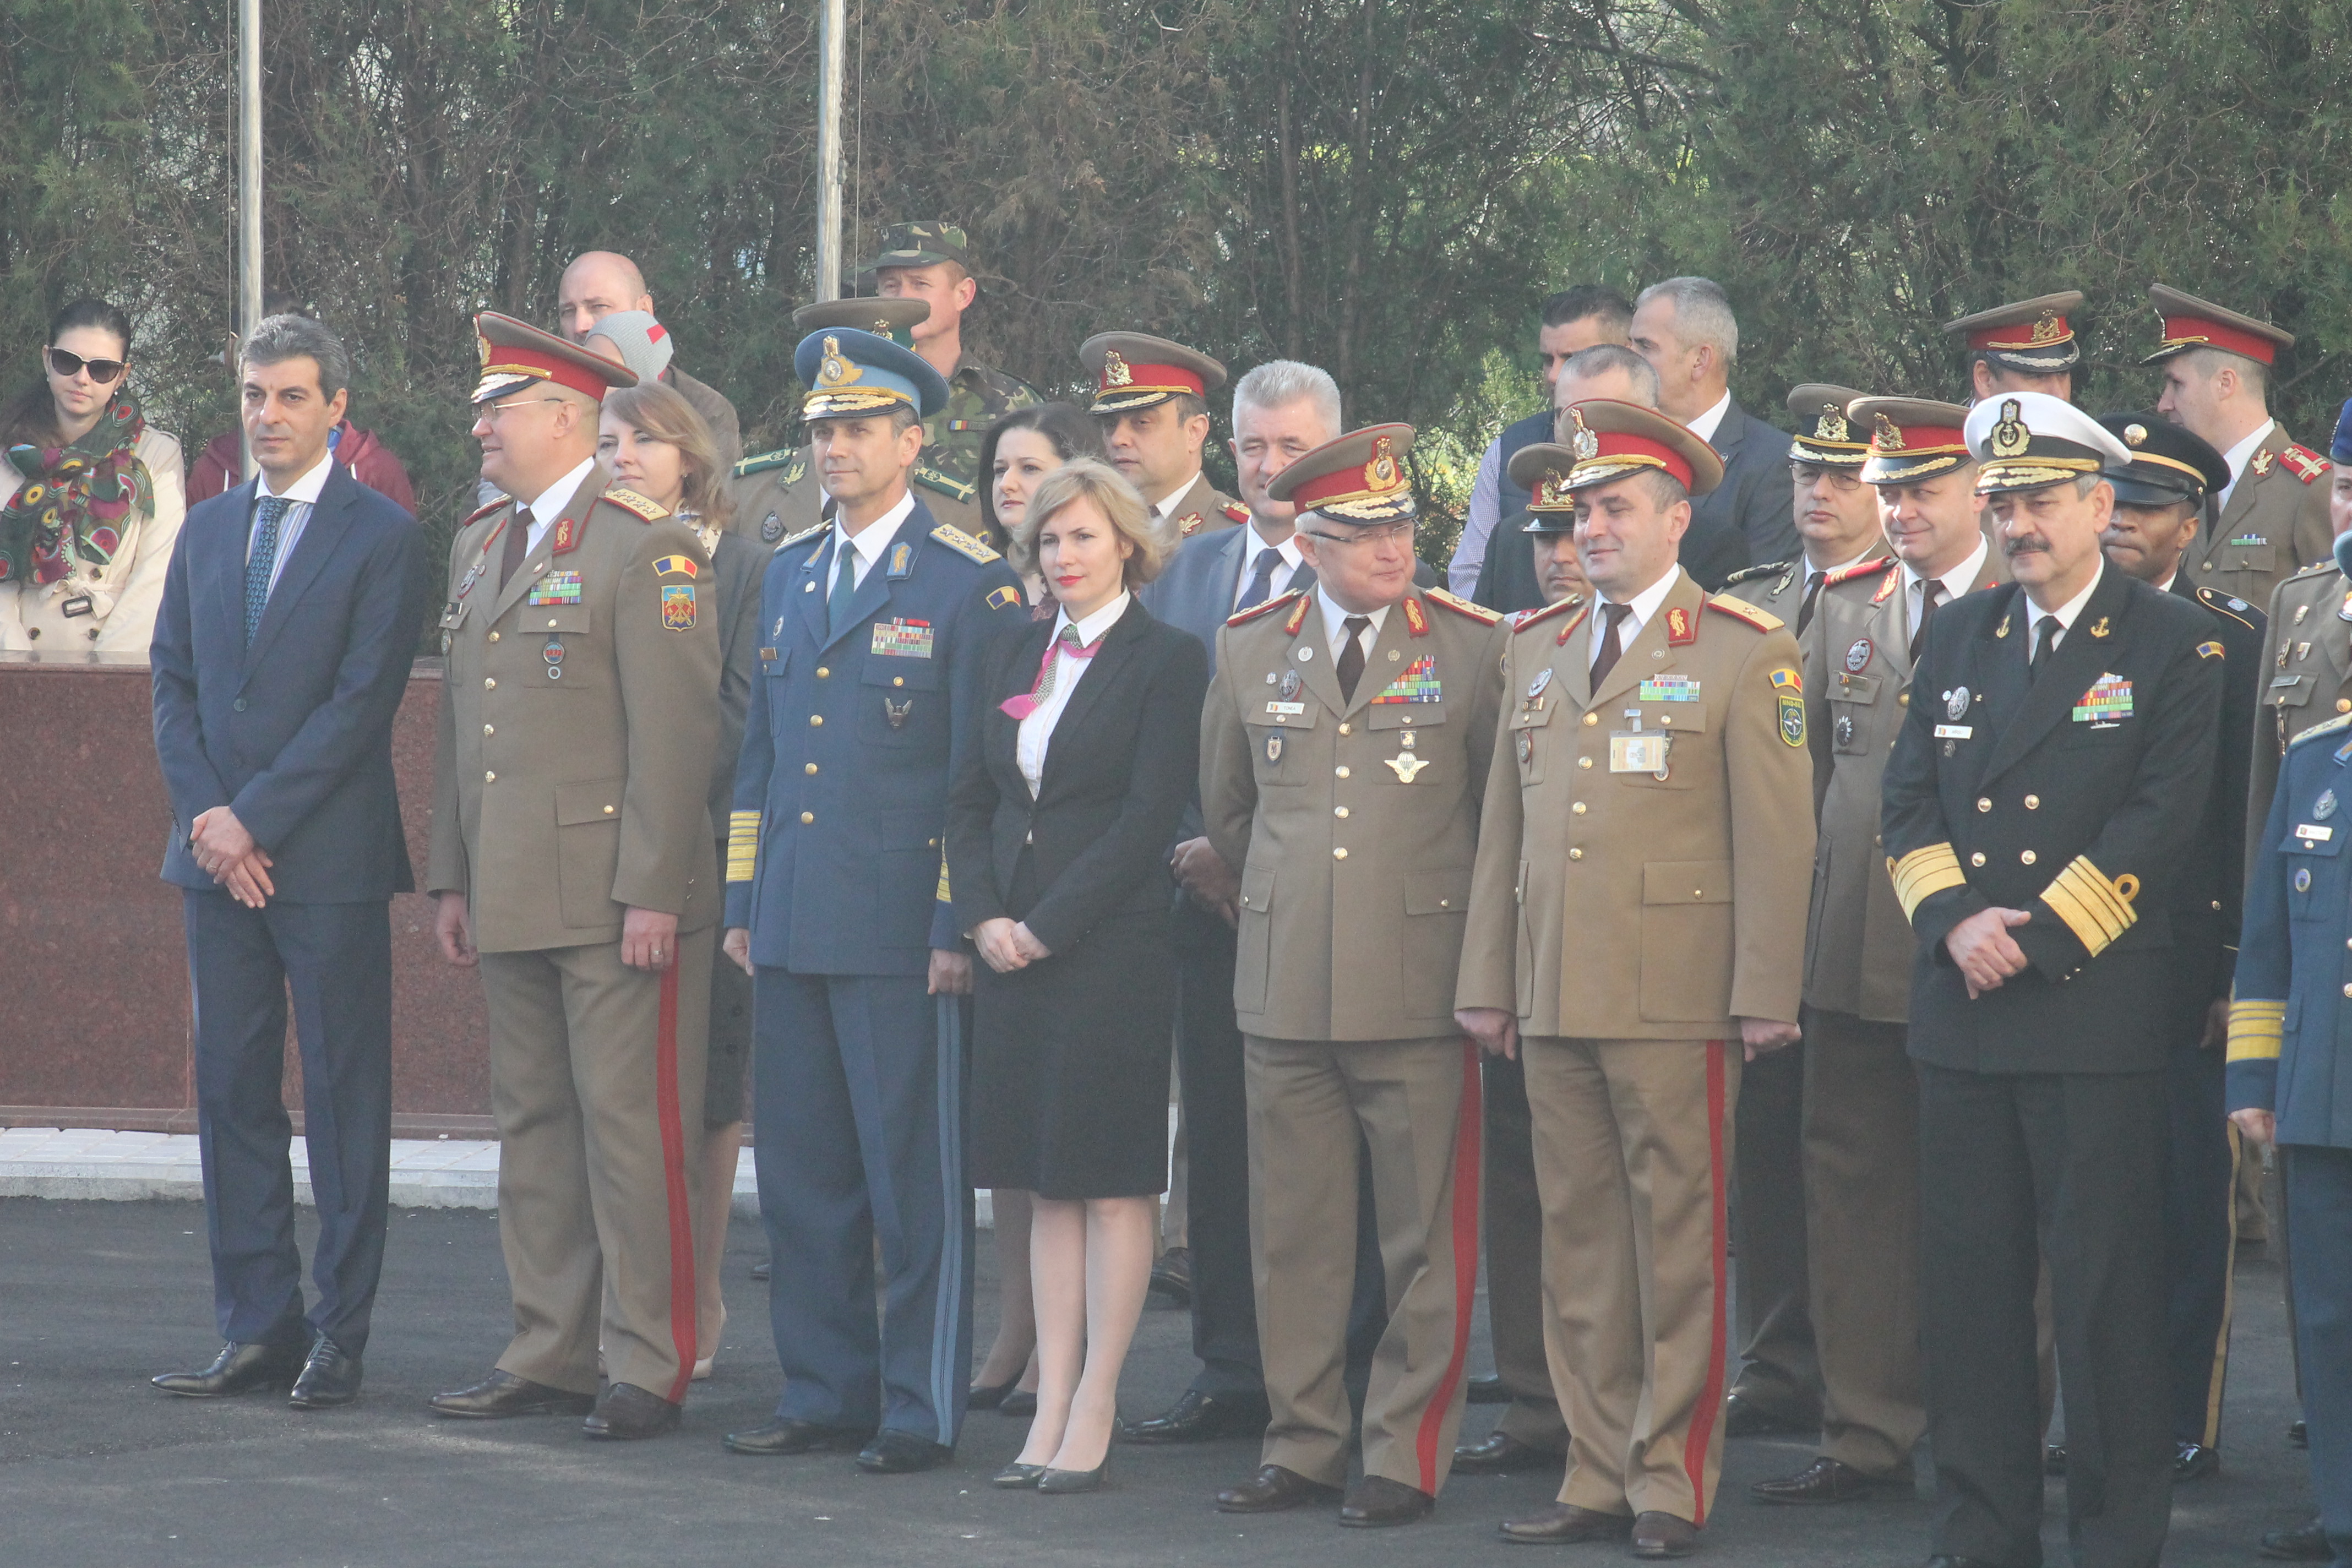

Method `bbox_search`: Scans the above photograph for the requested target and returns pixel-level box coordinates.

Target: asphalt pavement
[0,1196,2316,1566]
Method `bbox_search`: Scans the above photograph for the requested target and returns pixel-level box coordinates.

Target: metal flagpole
[815,0,846,302]
[236,0,264,480]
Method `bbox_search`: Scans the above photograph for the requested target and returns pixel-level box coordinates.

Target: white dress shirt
[831,489,919,590]
[521,456,597,555]
[1231,524,1308,611]
[1902,535,1990,646]
[1447,437,1508,595]
[1016,591,1129,797]
[1151,473,1206,532]
[247,450,335,597]
[1315,590,1390,664]
[1589,564,1684,674]
[1685,389,1734,448]
[2024,562,2105,660]
[2215,418,2277,516]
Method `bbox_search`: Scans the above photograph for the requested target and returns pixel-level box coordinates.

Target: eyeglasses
[1792,464,1864,491]
[477,396,563,421]
[47,347,126,383]
[1301,521,1417,547]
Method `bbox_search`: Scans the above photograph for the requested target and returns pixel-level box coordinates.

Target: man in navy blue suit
[148,314,428,1409]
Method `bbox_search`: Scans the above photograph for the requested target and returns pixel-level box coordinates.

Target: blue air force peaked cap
[794,327,950,421]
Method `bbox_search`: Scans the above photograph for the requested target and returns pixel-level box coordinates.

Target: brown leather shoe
[1749,1456,1884,1505]
[1453,1430,1566,1476]
[1215,1464,1343,1513]
[1632,1512,1698,1559]
[1338,1475,1433,1527]
[1496,1502,1634,1544]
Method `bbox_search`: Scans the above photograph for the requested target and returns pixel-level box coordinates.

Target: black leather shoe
[429,1369,597,1419]
[1126,1389,1271,1444]
[968,1379,1019,1411]
[1722,1390,1807,1438]
[1466,1373,1510,1405]
[1216,1463,1342,1513]
[1750,1456,1885,1505]
[1038,1457,1108,1494]
[2261,1516,2332,1561]
[858,1429,954,1473]
[724,1418,872,1455]
[992,1461,1046,1489]
[584,1382,681,1440]
[2291,1418,2310,1449]
[2174,1441,2220,1481]
[1340,1475,1433,1527]
[288,1337,362,1408]
[1632,1512,1697,1559]
[1452,1430,1564,1475]
[1498,1503,1632,1544]
[1148,1246,1193,1305]
[153,1340,306,1398]
[2044,1442,2067,1476]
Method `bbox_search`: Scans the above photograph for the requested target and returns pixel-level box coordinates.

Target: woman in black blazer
[947,458,1208,1492]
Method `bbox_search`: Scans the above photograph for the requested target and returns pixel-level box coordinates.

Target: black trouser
[2162,1034,2236,1448]
[1918,1063,2172,1568]
[1731,1037,1820,1424]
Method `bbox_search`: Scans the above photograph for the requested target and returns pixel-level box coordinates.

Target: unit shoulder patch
[2289,711,2352,748]
[914,464,979,504]
[460,495,510,530]
[1226,587,1305,628]
[732,447,799,478]
[2196,585,2260,631]
[2281,443,2329,483]
[1425,586,1504,625]
[1719,560,1790,587]
[1221,500,1250,524]
[602,486,669,522]
[1825,554,1899,587]
[1706,595,1784,633]
[928,522,1001,564]
[1511,596,1582,634]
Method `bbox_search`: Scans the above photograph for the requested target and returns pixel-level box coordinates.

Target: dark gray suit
[1682,399,1795,592]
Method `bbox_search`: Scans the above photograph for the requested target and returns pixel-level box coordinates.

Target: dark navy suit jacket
[151,462,430,902]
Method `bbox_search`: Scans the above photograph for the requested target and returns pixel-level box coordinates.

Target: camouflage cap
[855,222,978,282]
[792,296,931,351]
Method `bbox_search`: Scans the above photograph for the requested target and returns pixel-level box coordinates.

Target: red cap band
[1968,317,2073,352]
[1098,360,1206,398]
[480,344,615,400]
[1584,431,1693,489]
[2157,313,2277,364]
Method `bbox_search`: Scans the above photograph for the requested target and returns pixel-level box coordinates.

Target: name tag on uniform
[871,618,934,657]
[1265,701,1306,717]
[2297,824,2335,843]
[1610,732,1670,775]
[1935,724,1972,739]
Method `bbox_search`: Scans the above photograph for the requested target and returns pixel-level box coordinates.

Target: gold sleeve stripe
[936,851,951,902]
[2039,855,2138,956]
[726,809,761,883]
[1888,842,1968,922]
[2227,998,2287,1063]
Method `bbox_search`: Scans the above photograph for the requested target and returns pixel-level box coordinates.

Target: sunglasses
[48,347,127,383]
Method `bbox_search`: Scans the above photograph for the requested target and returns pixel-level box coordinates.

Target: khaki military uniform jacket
[2187,423,2330,611]
[1152,472,1246,554]
[426,465,722,952]
[2248,562,2352,878]
[1201,586,1506,1041]
[1807,551,2005,1021]
[1457,569,1814,1037]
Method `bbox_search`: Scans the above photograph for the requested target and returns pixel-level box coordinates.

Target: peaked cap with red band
[1941,291,2085,374]
[1507,440,1581,533]
[472,311,638,404]
[2141,282,2295,367]
[1849,395,1971,486]
[1556,400,1723,498]
[1265,422,1418,524]
[1080,332,1229,414]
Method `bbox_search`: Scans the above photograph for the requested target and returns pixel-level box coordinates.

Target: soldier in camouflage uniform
[729,298,931,547]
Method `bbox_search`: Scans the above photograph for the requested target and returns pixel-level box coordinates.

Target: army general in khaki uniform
[1198,424,1505,1528]
[1457,400,1814,1558]
[426,314,722,1439]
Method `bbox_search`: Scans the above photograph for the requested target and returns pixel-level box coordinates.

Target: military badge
[1665,606,1696,645]
[1401,597,1430,637]
[1516,729,1534,767]
[1264,733,1283,766]
[2072,673,2133,725]
[2124,423,2148,447]
[1768,667,1802,693]
[761,511,783,542]
[2318,789,2338,821]
[1178,513,1206,538]
[2296,604,2311,624]
[543,636,565,679]
[1872,412,1905,450]
[1280,668,1303,701]
[2339,591,2352,624]
[2252,450,2275,477]
[2088,616,2111,639]
[1845,638,1874,674]
[1102,350,1133,388]
[887,541,914,579]
[1834,713,1854,748]
[652,554,698,578]
[883,696,912,729]
[528,569,584,606]
[1814,404,1848,443]
[986,586,1021,611]
[1777,692,1806,748]
[660,584,697,630]
[2229,532,2270,547]
[1386,750,1430,782]
[1639,675,1702,702]
[1366,435,1403,493]
[1373,655,1442,704]
[2296,867,2313,893]
[1945,686,1970,721]
[1989,399,2030,458]
[871,618,935,657]
[816,336,864,388]
[1526,667,1552,702]
[1570,409,1599,461]
[2196,640,2224,660]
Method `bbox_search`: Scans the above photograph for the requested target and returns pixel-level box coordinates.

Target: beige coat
[1457,568,1814,1037]
[2185,422,2331,611]
[1201,586,1507,1041]
[2248,561,2352,877]
[0,425,186,656]
[427,465,722,952]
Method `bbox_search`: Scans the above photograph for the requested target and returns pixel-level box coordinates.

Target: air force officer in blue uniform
[722,329,1023,1472]
[148,315,428,1409]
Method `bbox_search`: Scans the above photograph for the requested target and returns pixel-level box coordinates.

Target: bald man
[558,251,742,470]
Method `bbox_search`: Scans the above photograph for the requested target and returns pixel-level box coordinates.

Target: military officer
[2247,398,2352,863]
[1883,391,2223,1568]
[1942,291,2086,404]
[1082,331,1245,551]
[729,297,930,548]
[1197,424,1504,1528]
[1456,400,1815,1557]
[2144,284,2331,609]
[1746,396,2002,1507]
[2230,674,2352,1568]
[720,328,1023,1474]
[859,221,1043,528]
[2091,410,2260,1483]
[1717,383,1890,633]
[424,314,721,1440]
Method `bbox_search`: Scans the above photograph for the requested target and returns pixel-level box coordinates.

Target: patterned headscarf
[0,391,154,586]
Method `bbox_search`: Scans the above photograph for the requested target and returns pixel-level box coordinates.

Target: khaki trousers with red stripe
[1245,1035,1480,1495]
[481,928,712,1403]
[1525,1036,1739,1526]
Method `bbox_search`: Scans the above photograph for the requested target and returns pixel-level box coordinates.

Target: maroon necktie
[1590,602,1634,684]
[499,504,534,588]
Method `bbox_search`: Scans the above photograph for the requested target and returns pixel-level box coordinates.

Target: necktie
[2030,614,2061,679]
[1797,570,1825,636]
[1590,602,1634,684]
[1000,624,1096,720]
[244,497,290,642]
[499,504,533,589]
[1909,579,1943,663]
[1237,547,1283,612]
[1336,616,1372,703]
[827,538,857,635]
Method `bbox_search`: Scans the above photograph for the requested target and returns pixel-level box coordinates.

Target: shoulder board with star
[1706,595,1784,633]
[775,521,827,553]
[914,464,978,504]
[2290,712,2352,749]
[1719,560,1790,587]
[1221,500,1250,525]
[1511,596,1582,634]
[732,447,798,478]
[460,494,510,529]
[928,522,1001,564]
[1825,555,1898,587]
[2282,443,2330,483]
[2195,585,2260,631]
[600,487,668,522]
[1424,585,1504,625]
[1226,587,1305,628]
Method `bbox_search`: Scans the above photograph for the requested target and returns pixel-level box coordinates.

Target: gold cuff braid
[2039,855,2138,956]
[2227,998,2286,1063]
[726,809,760,883]
[1888,842,1968,922]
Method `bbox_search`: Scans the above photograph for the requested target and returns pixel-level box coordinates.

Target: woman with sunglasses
[0,298,187,654]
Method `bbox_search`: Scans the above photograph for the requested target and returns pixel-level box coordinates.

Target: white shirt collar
[2219,418,2276,485]
[1053,589,1131,649]
[1902,533,1990,605]
[524,456,597,540]
[835,488,919,574]
[2025,560,2106,645]
[257,450,334,505]
[1685,389,1734,447]
[1316,588,1391,657]
[2153,569,2177,596]
[1596,563,1684,640]
[1248,520,1304,570]
[1151,473,1205,521]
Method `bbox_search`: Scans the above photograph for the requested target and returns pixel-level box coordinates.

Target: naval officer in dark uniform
[1882,392,2224,1568]
[721,327,1025,1473]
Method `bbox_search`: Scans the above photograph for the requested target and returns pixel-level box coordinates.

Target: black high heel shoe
[1038,1456,1107,1494]
[992,1461,1047,1488]
[968,1379,1019,1411]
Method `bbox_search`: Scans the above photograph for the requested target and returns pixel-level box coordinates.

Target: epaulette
[601,487,668,522]
[732,447,798,478]
[929,522,1000,564]
[2289,711,2352,748]
[1719,560,1790,587]
[1825,555,1898,587]
[2288,559,2339,581]
[2196,585,2260,631]
[914,464,978,504]
[1511,596,1582,634]
[1226,587,1305,628]
[775,521,827,553]
[460,494,510,529]
[1425,586,1504,625]
[1707,595,1784,632]
[1221,500,1250,525]
[2282,443,2329,483]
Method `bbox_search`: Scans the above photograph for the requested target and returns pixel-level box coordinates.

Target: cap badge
[1873,413,1905,450]
[1570,409,1599,461]
[2029,309,2066,345]
[1103,350,1133,388]
[1816,406,1849,443]
[1990,399,2030,458]
[1945,685,1970,721]
[870,316,896,336]
[2125,423,2148,447]
[1367,435,1403,492]
[475,330,492,369]
[815,336,864,388]
[1537,472,1571,508]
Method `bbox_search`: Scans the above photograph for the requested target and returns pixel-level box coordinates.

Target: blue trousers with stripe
[753,968,973,1445]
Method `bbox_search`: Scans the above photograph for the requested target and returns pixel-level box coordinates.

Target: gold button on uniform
[2342,982,2352,997]
[1582,713,1599,727]
[484,677,496,689]
[1335,766,1351,778]
[1569,847,1584,861]
[483,724,494,736]
[1335,807,1350,819]
[804,763,818,775]
[547,618,559,629]
[809,714,823,726]
[1898,692,1909,706]
[484,770,496,782]
[2024,794,2040,810]
[2339,698,2351,714]
[603,805,615,815]
[2021,850,2037,865]
[892,676,905,687]
[816,666,829,679]
[1977,797,1991,813]
[1333,847,1348,860]
[1339,722,1353,736]
[1572,802,1587,815]
[488,631,500,644]
[1578,756,1592,769]
[799,812,814,824]
[1971,851,1987,867]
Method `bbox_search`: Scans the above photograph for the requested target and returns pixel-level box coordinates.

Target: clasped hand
[1945,906,2033,999]
[974,917,1052,974]
[190,805,273,909]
